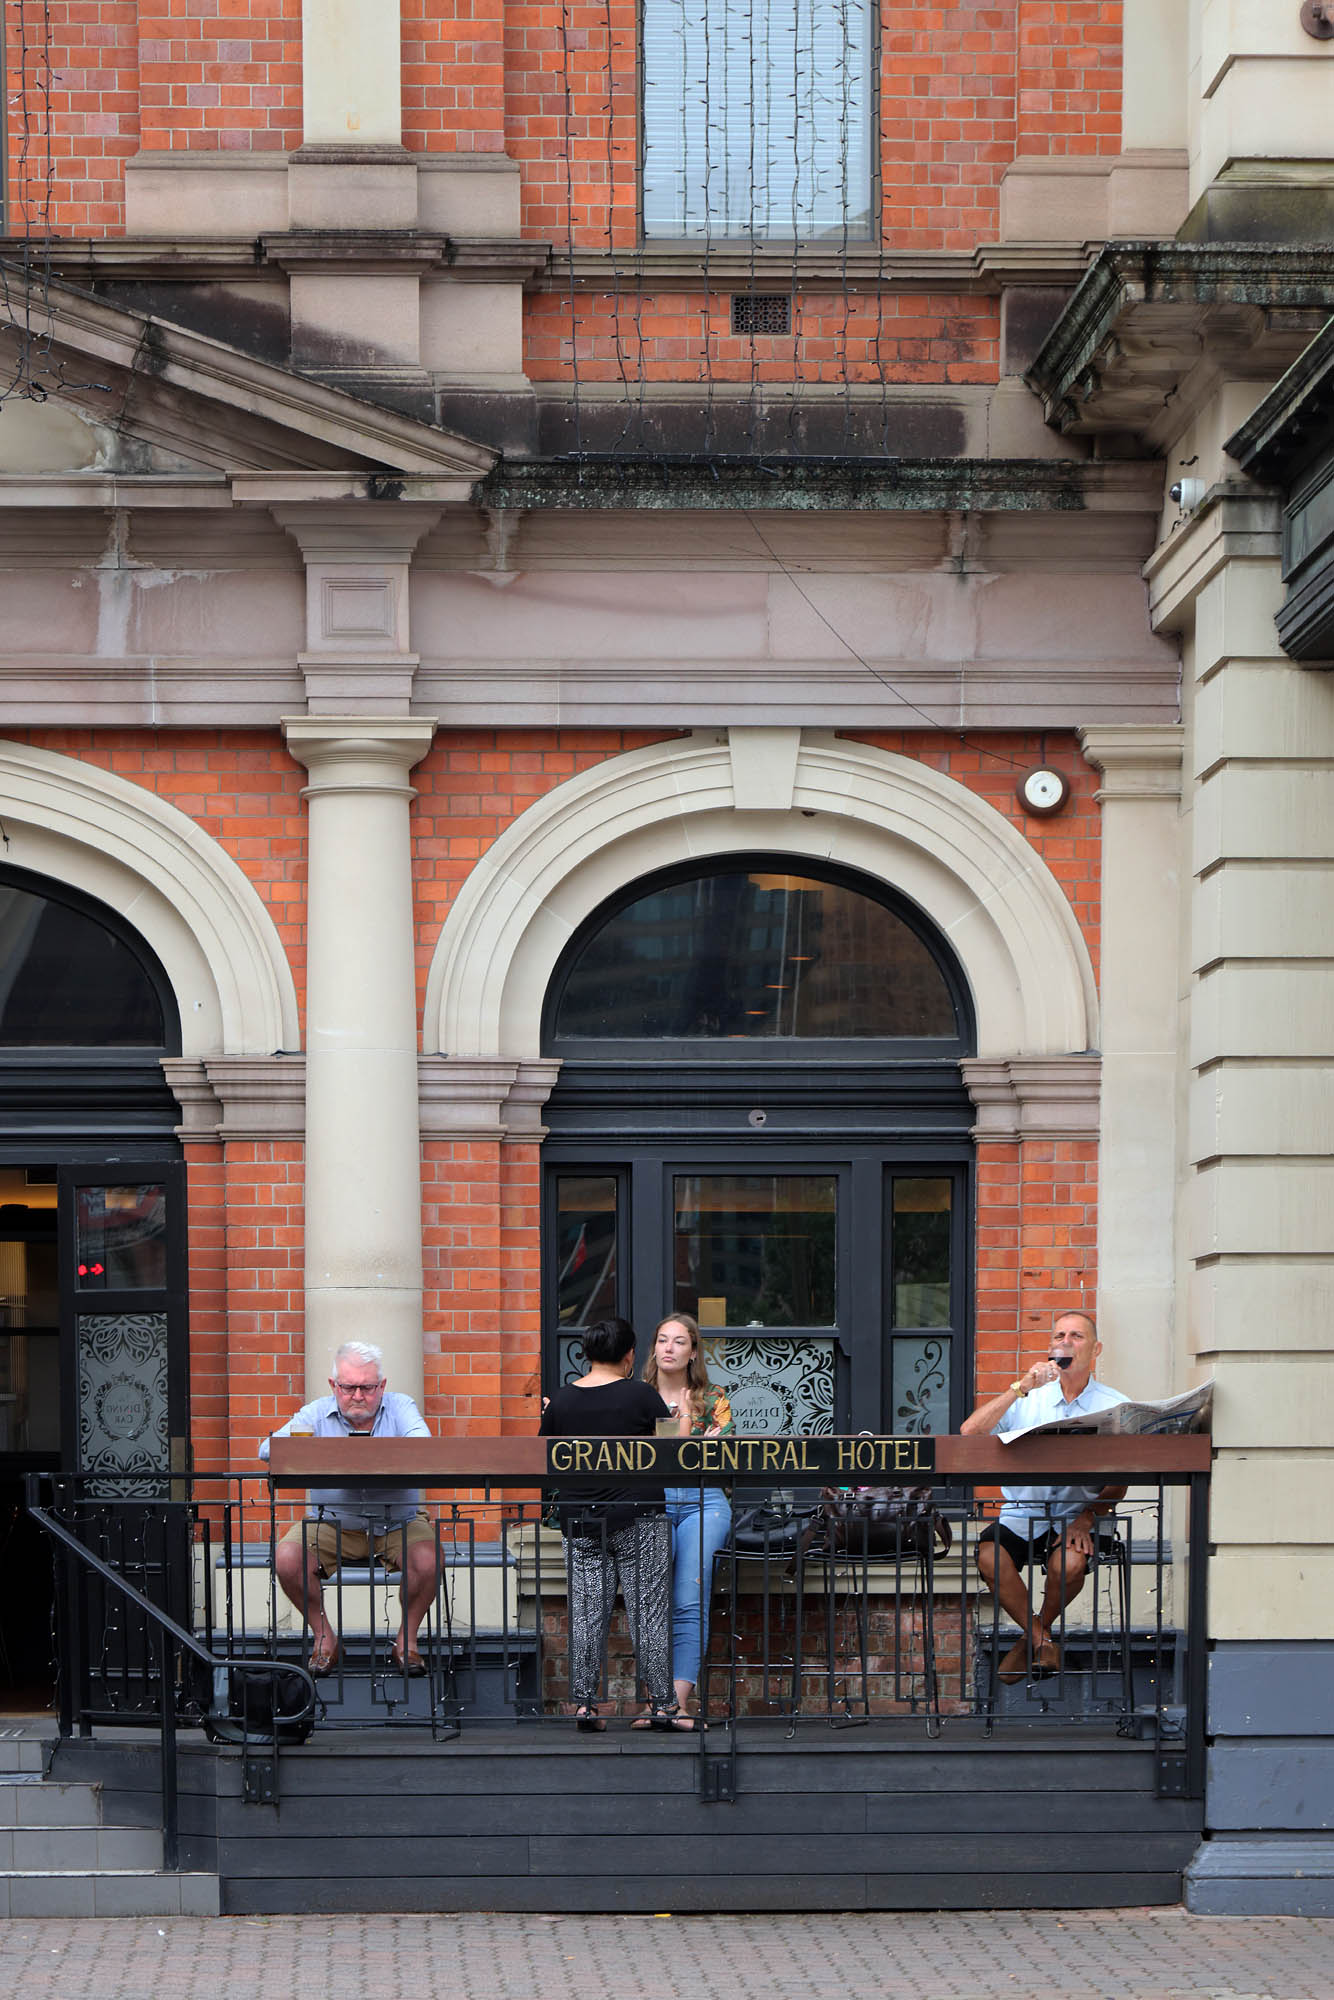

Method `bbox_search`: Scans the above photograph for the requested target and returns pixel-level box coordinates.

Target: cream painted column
[302,0,401,147]
[1079,725,1184,1399]
[283,718,435,1406]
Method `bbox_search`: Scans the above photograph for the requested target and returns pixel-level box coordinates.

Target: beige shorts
[280,1511,434,1578]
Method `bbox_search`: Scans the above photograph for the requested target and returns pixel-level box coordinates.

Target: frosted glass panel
[890,1336,951,1436]
[78,1311,169,1476]
[702,1334,834,1434]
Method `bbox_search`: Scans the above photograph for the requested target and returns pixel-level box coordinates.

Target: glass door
[667,1169,841,1434]
[58,1166,189,1479]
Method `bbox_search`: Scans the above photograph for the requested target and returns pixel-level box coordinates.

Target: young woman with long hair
[639,1312,733,1729]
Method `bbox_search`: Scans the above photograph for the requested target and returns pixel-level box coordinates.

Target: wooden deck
[51,1720,1204,1914]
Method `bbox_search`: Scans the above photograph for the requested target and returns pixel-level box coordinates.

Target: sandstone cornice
[1026,243,1334,445]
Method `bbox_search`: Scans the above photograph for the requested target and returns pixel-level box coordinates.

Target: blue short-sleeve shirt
[995,1375,1129,1536]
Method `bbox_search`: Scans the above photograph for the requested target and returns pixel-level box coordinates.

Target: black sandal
[647,1704,680,1733]
[575,1707,606,1733]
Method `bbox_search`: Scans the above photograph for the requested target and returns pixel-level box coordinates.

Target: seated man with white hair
[260,1340,435,1677]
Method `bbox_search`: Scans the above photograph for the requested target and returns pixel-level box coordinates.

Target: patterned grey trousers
[565,1513,673,1710]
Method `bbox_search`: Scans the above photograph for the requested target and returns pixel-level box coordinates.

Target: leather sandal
[391,1637,425,1676]
[308,1635,340,1677]
[575,1707,606,1733]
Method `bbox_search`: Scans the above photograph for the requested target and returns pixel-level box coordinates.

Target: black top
[540,1377,672,1530]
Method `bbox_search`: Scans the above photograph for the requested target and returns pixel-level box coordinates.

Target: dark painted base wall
[54,1726,1201,1915]
[1186,1641,1334,1916]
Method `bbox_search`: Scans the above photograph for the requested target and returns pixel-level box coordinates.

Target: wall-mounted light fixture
[1301,2,1334,40]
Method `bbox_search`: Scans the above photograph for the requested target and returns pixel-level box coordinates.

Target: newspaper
[1000,1380,1213,1443]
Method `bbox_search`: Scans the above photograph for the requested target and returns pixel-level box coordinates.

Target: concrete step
[0,1775,102,1824]
[0,1727,47,1774]
[0,1870,221,1917]
[0,1821,164,1870]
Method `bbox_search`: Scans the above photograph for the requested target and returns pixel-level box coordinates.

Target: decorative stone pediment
[0,272,494,483]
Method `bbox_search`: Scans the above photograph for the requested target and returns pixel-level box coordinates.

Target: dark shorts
[977,1521,1115,1571]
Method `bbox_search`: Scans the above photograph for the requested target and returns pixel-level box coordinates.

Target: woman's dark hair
[581,1315,636,1366]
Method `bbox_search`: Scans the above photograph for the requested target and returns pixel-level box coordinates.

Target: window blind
[642,0,873,241]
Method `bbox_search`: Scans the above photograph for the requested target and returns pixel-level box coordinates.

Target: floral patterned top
[689,1385,734,1436]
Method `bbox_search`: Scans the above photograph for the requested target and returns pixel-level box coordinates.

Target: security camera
[1169,477,1205,510]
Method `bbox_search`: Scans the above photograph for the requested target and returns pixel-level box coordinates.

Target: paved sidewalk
[0,1908,1332,1999]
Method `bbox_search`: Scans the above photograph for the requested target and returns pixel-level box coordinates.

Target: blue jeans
[665,1488,732,1689]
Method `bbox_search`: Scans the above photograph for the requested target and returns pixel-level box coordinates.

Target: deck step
[0,1777,103,1825]
[0,1822,164,1869]
[0,1870,220,1917]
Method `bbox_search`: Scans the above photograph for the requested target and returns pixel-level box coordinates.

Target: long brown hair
[644,1312,713,1424]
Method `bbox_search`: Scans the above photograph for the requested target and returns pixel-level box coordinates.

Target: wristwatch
[1010,1379,1025,1394]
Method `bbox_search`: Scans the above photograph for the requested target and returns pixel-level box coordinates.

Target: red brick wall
[14,3,1124,265]
[5,0,139,236]
[15,728,309,1023]
[524,290,1000,385]
[410,728,682,1015]
[214,1139,305,1473]
[137,1,302,155]
[13,724,1100,1453]
[844,728,1101,1398]
[1017,0,1122,157]
[404,0,506,154]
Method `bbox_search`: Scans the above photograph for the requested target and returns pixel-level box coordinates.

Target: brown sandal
[308,1635,340,1677]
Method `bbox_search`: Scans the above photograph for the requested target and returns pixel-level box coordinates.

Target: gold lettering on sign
[678,1439,700,1472]
[614,1442,634,1472]
[700,1439,720,1472]
[637,1440,657,1470]
[573,1442,592,1472]
[550,1441,573,1472]
[720,1441,741,1473]
[762,1441,781,1471]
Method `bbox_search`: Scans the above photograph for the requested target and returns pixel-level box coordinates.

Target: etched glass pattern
[702,1335,834,1434]
[890,1336,952,1436]
[78,1311,169,1475]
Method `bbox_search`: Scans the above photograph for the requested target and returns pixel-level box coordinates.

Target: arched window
[546,858,972,1054]
[541,858,975,1434]
[0,869,175,1049]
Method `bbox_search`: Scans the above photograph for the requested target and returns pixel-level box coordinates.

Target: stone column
[1079,725,1185,1398]
[283,718,436,1405]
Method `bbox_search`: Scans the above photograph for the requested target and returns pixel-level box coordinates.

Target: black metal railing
[27,1434,1209,1822]
[26,1472,316,1858]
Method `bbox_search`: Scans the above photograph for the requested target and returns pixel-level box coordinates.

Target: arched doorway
[540,855,976,1435]
[0,864,186,1703]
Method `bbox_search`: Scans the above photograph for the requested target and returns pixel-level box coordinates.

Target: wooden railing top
[266,1431,1210,1485]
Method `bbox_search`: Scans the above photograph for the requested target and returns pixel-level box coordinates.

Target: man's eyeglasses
[332,1380,384,1397]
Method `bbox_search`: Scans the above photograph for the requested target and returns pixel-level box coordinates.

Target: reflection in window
[555,869,958,1040]
[75,1186,167,1291]
[0,885,165,1046]
[674,1174,835,1327]
[554,1175,618,1326]
[891,1178,951,1328]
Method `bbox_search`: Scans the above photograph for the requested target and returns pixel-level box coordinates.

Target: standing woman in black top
[539,1316,677,1731]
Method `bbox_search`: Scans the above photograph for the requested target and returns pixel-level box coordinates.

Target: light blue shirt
[995,1375,1129,1536]
[259,1390,429,1527]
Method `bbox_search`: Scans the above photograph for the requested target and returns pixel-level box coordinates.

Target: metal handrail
[26,1478,315,1870]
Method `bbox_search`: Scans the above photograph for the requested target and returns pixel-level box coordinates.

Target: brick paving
[0,1908,1331,1999]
